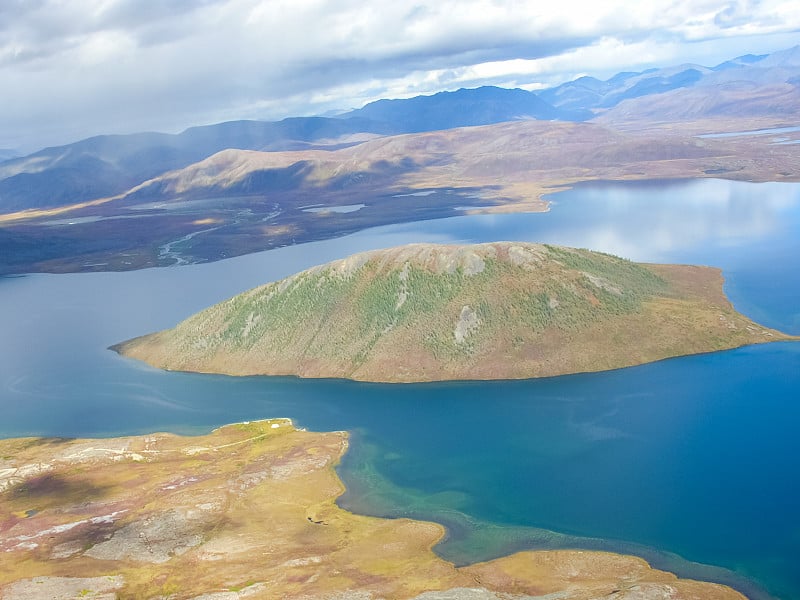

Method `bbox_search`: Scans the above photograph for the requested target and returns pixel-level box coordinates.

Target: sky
[1,0,799,153]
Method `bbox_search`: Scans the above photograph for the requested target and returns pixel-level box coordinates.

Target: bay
[1,179,799,599]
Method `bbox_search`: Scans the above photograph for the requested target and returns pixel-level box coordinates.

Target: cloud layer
[2,0,799,151]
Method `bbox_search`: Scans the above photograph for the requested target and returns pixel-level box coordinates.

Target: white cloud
[0,0,798,151]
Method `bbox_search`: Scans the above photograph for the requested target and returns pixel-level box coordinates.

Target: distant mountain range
[541,46,800,116]
[0,45,797,216]
[339,85,590,131]
[594,46,800,124]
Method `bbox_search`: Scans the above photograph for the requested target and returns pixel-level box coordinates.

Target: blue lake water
[1,179,799,599]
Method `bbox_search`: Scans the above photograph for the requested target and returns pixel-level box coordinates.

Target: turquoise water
[1,179,799,599]
[336,342,800,600]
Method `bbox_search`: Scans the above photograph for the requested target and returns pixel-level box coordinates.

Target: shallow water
[1,179,799,599]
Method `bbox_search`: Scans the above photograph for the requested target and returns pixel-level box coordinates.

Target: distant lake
[1,179,798,600]
[697,125,800,138]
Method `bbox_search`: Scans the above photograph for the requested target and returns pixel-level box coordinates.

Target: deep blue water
[1,179,799,599]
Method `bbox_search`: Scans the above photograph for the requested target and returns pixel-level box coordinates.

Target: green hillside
[113,242,792,382]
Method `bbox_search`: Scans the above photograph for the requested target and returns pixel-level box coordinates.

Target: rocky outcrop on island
[0,420,747,599]
[113,242,792,382]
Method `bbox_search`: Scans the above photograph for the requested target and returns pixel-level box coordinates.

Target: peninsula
[112,242,792,382]
[0,419,746,599]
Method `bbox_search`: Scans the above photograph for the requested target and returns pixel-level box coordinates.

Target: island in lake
[0,419,746,599]
[113,242,794,382]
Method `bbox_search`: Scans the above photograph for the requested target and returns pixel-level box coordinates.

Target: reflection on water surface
[1,179,799,600]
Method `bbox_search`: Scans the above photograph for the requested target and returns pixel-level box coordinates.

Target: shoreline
[0,418,750,599]
[4,172,800,277]
[336,429,777,600]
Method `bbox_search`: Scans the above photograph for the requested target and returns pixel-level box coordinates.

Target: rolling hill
[0,88,570,213]
[0,117,397,212]
[113,242,792,382]
[116,119,721,203]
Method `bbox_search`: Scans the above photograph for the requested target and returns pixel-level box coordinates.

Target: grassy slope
[114,242,793,382]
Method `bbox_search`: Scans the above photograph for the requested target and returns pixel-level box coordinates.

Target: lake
[1,179,799,600]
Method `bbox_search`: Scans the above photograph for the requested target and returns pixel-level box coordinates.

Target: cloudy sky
[2,0,799,152]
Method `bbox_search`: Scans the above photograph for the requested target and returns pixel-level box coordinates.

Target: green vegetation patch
[544,245,667,295]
